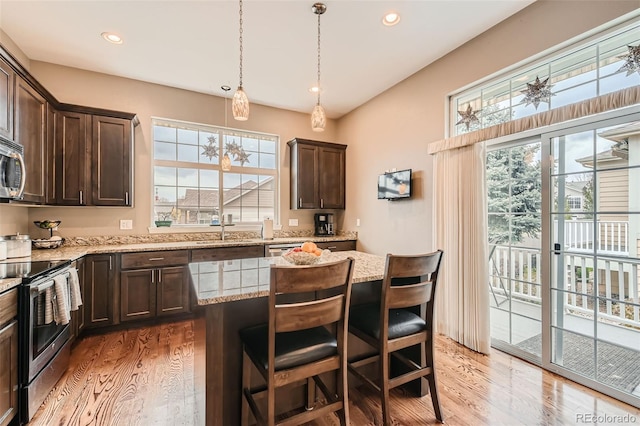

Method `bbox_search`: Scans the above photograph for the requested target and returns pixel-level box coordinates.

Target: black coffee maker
[314,213,334,236]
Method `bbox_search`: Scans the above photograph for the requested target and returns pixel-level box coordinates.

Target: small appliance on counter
[314,213,335,236]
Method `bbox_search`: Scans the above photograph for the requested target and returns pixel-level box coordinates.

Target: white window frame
[149,117,279,233]
[448,14,640,137]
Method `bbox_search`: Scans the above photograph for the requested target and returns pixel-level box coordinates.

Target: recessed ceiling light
[382,12,400,26]
[309,86,320,93]
[101,32,123,44]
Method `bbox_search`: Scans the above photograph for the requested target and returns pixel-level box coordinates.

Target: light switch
[288,219,299,227]
[120,219,133,230]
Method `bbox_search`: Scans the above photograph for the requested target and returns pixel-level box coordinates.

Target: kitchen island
[190,250,385,426]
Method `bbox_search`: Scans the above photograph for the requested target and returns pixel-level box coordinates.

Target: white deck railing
[559,220,629,254]
[489,245,640,330]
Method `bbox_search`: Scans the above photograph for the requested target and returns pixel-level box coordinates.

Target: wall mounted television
[377,169,412,200]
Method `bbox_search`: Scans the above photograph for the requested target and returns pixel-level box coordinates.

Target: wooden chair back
[381,250,443,334]
[270,258,355,334]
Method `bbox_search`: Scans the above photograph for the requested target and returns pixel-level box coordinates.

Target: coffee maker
[314,213,334,236]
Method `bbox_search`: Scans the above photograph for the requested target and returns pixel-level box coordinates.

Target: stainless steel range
[1,258,73,423]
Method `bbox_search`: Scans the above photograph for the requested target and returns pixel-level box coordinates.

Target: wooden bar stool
[347,250,444,425]
[239,257,355,426]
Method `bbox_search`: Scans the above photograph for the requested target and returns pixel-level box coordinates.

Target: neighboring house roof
[565,180,588,195]
[597,121,640,143]
[575,149,628,167]
[173,176,275,209]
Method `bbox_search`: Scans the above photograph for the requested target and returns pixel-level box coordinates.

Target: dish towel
[69,268,83,311]
[53,274,70,325]
[44,287,54,324]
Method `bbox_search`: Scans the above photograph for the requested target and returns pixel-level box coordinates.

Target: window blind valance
[428,86,640,155]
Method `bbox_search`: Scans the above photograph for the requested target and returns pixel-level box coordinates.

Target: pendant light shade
[311,104,326,132]
[233,0,249,121]
[232,87,249,121]
[311,3,326,132]
[221,153,232,171]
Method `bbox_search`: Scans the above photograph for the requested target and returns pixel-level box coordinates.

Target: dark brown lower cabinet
[120,266,190,322]
[84,254,118,329]
[120,250,191,323]
[69,258,86,344]
[0,288,18,426]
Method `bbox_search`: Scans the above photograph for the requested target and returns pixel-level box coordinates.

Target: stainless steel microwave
[0,138,25,200]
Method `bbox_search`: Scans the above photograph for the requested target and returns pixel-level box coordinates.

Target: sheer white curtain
[433,142,490,354]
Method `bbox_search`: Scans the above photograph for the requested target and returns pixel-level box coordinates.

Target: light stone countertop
[0,277,21,293]
[26,235,357,263]
[190,250,385,305]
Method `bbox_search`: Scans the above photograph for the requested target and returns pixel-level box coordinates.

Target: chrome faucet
[220,215,225,241]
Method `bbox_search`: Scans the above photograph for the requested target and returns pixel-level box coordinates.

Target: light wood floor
[29,318,640,425]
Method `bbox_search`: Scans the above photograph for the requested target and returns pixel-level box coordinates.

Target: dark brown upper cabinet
[91,115,133,206]
[54,110,90,205]
[0,57,14,141]
[0,42,137,206]
[288,138,346,210]
[50,112,133,206]
[14,76,46,204]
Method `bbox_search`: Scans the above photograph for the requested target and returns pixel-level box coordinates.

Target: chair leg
[426,338,444,423]
[380,349,391,426]
[241,348,251,426]
[305,377,316,410]
[337,363,349,426]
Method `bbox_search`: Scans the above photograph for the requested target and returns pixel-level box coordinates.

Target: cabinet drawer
[121,250,190,269]
[191,245,264,262]
[0,288,17,328]
[316,241,356,252]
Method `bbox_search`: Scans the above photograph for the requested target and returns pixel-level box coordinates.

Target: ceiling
[0,0,535,118]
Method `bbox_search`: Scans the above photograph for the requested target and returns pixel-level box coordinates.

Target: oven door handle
[31,279,55,294]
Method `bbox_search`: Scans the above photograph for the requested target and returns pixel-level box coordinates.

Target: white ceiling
[0,0,535,118]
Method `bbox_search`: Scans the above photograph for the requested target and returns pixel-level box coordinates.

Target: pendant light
[311,2,326,132]
[221,85,232,171]
[232,0,250,121]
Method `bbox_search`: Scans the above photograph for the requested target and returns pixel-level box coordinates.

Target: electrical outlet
[120,219,133,230]
[356,218,361,227]
[288,218,299,227]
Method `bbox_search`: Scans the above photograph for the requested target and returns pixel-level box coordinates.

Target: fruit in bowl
[282,242,328,265]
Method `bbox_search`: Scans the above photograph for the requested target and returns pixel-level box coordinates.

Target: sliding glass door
[487,139,543,361]
[544,115,640,407]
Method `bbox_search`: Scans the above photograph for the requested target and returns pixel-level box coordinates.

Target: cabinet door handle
[79,190,83,205]
[299,197,302,208]
[125,192,129,205]
[158,269,162,283]
[109,256,113,270]
[150,270,155,284]
[321,198,324,209]
[148,257,164,261]
[326,246,337,249]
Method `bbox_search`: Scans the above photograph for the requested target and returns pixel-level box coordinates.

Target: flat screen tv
[377,169,412,200]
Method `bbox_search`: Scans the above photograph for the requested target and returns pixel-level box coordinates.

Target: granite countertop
[190,250,385,305]
[0,277,21,293]
[26,235,356,262]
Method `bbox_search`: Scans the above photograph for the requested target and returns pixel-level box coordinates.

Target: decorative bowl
[34,220,61,229]
[282,249,329,265]
[32,238,64,249]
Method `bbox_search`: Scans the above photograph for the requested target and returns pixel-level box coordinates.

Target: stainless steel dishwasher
[263,242,303,257]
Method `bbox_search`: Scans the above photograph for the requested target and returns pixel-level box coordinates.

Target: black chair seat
[350,303,426,340]
[240,324,337,371]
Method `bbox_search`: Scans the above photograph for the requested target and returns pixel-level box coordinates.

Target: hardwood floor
[29,318,640,425]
